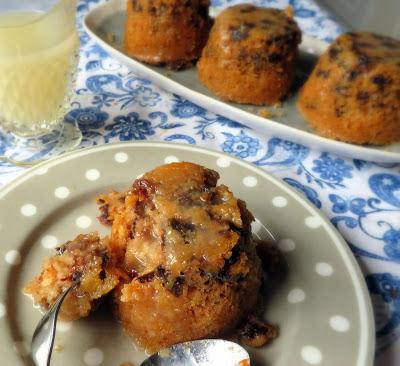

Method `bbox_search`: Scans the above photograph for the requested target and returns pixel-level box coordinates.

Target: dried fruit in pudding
[298,32,400,144]
[239,316,279,348]
[198,4,301,104]
[24,233,119,321]
[25,162,273,352]
[99,162,263,351]
[124,0,211,69]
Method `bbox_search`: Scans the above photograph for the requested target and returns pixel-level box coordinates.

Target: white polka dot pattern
[84,348,104,366]
[20,204,37,217]
[243,176,258,187]
[216,157,231,168]
[330,315,350,332]
[5,250,21,265]
[315,262,334,277]
[85,169,100,181]
[164,156,179,164]
[278,238,296,252]
[76,216,92,229]
[0,147,367,366]
[114,152,128,163]
[41,235,58,249]
[272,196,288,207]
[288,288,306,304]
[54,186,70,199]
[301,346,323,364]
[305,216,322,228]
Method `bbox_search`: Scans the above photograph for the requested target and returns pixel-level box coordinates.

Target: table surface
[0,0,399,365]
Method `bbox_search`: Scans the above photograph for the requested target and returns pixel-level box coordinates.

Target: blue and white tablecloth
[1,1,399,364]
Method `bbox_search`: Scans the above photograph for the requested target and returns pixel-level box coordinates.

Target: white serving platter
[84,0,400,163]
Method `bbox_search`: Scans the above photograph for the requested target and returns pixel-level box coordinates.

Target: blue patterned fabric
[0,0,399,363]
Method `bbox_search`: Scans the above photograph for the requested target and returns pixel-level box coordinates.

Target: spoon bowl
[140,339,250,366]
[31,284,250,366]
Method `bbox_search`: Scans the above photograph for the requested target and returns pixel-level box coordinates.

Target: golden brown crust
[124,0,211,67]
[198,4,301,105]
[104,162,251,275]
[99,162,262,351]
[26,162,264,351]
[298,32,400,145]
[116,254,261,352]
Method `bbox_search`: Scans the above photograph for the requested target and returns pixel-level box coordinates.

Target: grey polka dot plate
[0,142,374,366]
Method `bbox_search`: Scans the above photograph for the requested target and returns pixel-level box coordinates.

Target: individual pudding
[124,0,211,69]
[298,32,400,144]
[98,162,263,351]
[198,4,301,104]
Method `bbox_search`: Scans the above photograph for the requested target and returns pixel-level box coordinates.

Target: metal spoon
[31,282,250,366]
[140,339,250,366]
[31,280,79,366]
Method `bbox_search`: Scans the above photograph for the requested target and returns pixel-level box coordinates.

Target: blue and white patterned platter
[84,0,400,163]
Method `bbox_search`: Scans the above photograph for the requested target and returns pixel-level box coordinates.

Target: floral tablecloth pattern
[1,0,399,364]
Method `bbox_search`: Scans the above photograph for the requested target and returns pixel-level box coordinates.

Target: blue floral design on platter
[104,112,155,142]
[221,130,261,158]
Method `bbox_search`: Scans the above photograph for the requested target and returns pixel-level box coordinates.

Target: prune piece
[357,91,370,104]
[239,316,279,348]
[138,272,155,283]
[371,74,392,92]
[170,275,185,296]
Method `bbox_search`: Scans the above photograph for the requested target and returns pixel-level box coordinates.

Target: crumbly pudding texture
[24,233,120,321]
[26,162,277,351]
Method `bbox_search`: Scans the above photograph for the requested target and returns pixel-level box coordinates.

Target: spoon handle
[31,281,78,366]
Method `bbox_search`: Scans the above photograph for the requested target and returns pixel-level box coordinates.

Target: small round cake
[198,4,301,105]
[298,32,400,144]
[124,0,211,69]
[100,162,262,351]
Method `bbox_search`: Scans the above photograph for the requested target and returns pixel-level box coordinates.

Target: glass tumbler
[0,0,82,165]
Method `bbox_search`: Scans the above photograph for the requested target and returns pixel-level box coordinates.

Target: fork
[31,280,79,366]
